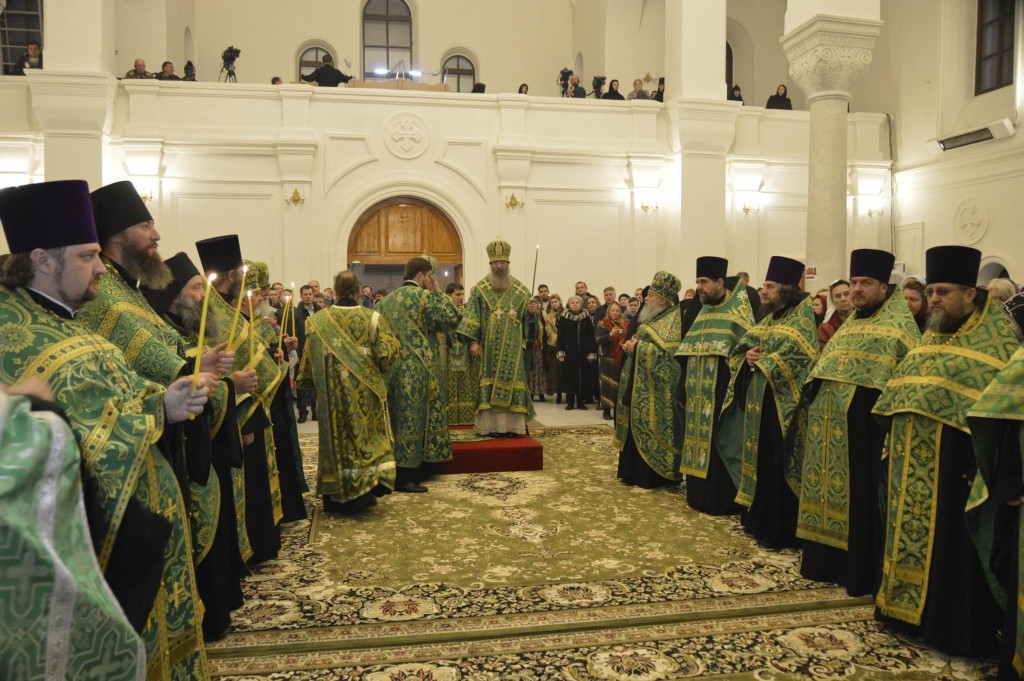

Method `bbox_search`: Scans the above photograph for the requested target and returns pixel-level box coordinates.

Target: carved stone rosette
[782,15,883,99]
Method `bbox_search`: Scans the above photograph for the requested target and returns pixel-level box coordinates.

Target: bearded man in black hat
[0,180,214,679]
[674,256,756,515]
[717,256,818,548]
[873,245,1018,657]
[794,249,919,597]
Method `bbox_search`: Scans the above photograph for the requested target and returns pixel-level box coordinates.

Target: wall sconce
[742,203,760,215]
[640,202,658,214]
[284,189,305,206]
[867,206,885,218]
[138,192,153,203]
[505,193,524,210]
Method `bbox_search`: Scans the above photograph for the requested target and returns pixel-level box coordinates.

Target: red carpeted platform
[441,427,544,474]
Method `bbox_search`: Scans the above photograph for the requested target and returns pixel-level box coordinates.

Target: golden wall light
[867,206,885,218]
[505,192,524,210]
[742,203,760,215]
[285,189,305,206]
[640,202,658,214]
[138,192,153,203]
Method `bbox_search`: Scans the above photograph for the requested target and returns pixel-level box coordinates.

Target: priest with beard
[674,257,756,514]
[794,249,919,598]
[458,240,535,436]
[143,252,258,640]
[873,246,1018,657]
[717,256,818,548]
[615,271,684,488]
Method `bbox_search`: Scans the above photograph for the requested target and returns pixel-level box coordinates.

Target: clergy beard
[926,307,967,333]
[172,293,219,338]
[119,241,173,289]
[637,299,668,324]
[488,271,511,292]
[253,298,274,319]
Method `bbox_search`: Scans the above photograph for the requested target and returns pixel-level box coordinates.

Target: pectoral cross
[168,581,189,608]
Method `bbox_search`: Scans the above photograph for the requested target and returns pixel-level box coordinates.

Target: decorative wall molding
[437,139,488,200]
[782,15,882,98]
[324,134,376,193]
[383,113,430,160]
[953,198,988,245]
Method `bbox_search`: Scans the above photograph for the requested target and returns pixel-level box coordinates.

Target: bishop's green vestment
[456,277,535,433]
[297,305,400,501]
[614,305,684,481]
[0,391,145,681]
[0,285,208,680]
[375,285,462,467]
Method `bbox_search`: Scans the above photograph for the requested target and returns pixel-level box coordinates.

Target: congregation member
[376,256,461,491]
[627,78,650,100]
[873,245,1018,657]
[967,343,1024,680]
[795,249,919,597]
[143,251,253,640]
[296,271,400,513]
[536,283,551,310]
[595,300,628,420]
[585,294,602,403]
[543,293,563,403]
[557,295,597,410]
[457,240,534,436]
[445,283,478,425]
[197,235,285,564]
[12,40,43,75]
[0,180,213,679]
[675,257,755,515]
[124,58,152,79]
[765,84,793,109]
[718,256,817,548]
[615,272,683,488]
[901,276,928,332]
[817,278,852,348]
[595,286,616,320]
[524,298,547,401]
[295,284,319,422]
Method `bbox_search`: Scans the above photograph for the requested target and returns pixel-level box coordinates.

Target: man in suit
[301,54,353,87]
[295,284,319,422]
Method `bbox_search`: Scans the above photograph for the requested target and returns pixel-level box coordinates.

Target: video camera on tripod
[558,67,573,97]
[220,46,241,82]
[591,76,607,99]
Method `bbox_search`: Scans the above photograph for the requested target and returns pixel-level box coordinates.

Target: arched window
[725,42,734,90]
[442,55,475,93]
[363,0,412,79]
[299,46,332,80]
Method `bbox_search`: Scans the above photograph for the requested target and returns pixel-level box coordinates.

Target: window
[975,0,1015,95]
[442,55,475,93]
[299,46,332,80]
[1,0,44,76]
[363,0,412,79]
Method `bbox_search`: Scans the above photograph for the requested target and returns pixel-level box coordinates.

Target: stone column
[783,13,882,284]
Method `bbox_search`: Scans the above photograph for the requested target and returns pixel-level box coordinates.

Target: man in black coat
[12,41,43,75]
[301,54,353,87]
[294,284,318,422]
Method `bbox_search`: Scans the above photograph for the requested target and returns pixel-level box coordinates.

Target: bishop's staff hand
[164,374,213,423]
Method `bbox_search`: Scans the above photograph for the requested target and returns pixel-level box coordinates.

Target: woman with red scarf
[595,301,629,420]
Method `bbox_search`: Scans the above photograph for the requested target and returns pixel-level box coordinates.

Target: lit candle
[278,295,289,364]
[289,283,297,337]
[442,270,449,291]
[226,265,248,349]
[192,273,217,390]
[246,290,255,360]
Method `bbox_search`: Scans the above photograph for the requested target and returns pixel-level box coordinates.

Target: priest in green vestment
[967,344,1024,680]
[445,283,480,425]
[0,385,146,681]
[615,271,684,488]
[457,239,535,436]
[674,256,754,513]
[873,245,1018,657]
[375,256,462,492]
[717,255,818,548]
[0,180,214,680]
[794,249,920,597]
[297,270,401,513]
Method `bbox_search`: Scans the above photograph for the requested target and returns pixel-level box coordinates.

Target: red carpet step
[441,427,544,474]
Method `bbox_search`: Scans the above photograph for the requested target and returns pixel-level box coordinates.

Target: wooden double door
[348,199,463,280]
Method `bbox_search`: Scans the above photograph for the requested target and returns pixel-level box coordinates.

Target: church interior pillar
[783,11,882,285]
[664,0,728,101]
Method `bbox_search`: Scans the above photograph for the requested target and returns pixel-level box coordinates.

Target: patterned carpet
[208,426,996,680]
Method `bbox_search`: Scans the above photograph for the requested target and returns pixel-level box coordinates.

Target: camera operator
[567,75,586,98]
[301,54,355,87]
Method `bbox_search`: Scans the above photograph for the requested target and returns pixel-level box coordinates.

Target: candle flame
[208,273,217,282]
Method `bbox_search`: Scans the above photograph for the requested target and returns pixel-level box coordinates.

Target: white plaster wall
[726,0,801,110]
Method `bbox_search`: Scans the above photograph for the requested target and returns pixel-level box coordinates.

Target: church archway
[347,197,464,292]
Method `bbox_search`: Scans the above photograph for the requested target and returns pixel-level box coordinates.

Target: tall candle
[289,283,297,337]
[192,273,217,389]
[278,294,289,363]
[246,290,255,360]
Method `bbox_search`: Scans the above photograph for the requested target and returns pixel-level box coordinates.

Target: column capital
[782,14,882,100]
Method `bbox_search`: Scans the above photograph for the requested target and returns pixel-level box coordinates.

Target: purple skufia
[0,180,99,253]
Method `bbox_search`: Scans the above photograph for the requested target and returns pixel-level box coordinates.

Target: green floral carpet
[208,426,996,680]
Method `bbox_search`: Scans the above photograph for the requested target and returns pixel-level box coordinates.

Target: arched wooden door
[348,198,463,280]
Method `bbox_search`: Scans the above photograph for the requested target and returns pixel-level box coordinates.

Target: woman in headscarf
[544,294,563,403]
[524,298,547,401]
[595,301,629,420]
[557,295,597,410]
[765,84,793,110]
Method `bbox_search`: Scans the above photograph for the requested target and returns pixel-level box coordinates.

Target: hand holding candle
[192,273,217,389]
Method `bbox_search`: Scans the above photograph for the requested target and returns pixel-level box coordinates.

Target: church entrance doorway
[347,198,463,295]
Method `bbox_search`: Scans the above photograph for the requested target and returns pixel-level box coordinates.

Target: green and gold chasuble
[872,296,1017,625]
[297,306,401,501]
[447,304,481,426]
[0,392,145,681]
[456,277,535,421]
[967,344,1024,677]
[614,305,684,481]
[376,285,462,466]
[0,286,208,680]
[795,292,920,549]
[77,258,188,385]
[718,296,818,508]
[673,280,755,478]
[206,291,286,524]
